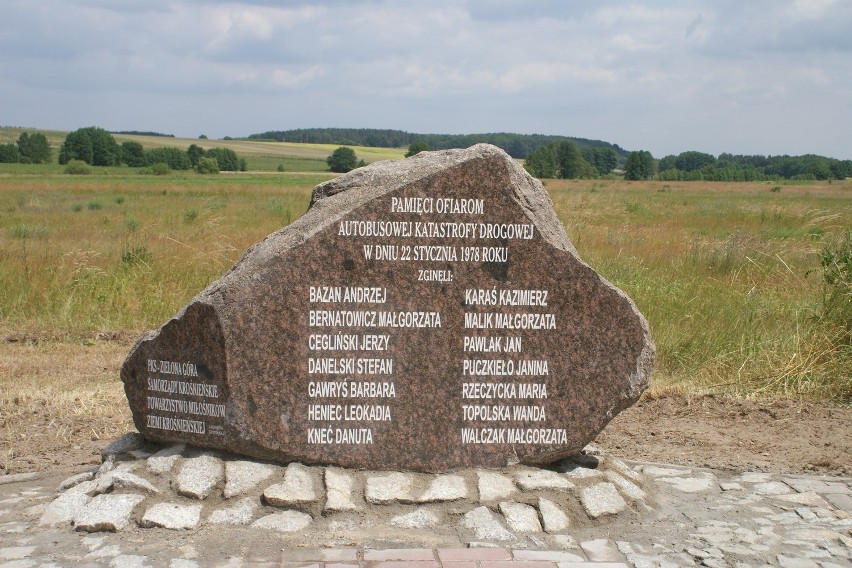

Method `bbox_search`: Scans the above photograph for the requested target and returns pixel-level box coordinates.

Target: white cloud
[789,0,836,20]
[201,4,327,54]
[0,0,849,158]
[270,65,326,88]
[611,34,666,52]
[498,62,617,92]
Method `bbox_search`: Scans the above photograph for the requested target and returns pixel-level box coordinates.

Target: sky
[1,0,851,159]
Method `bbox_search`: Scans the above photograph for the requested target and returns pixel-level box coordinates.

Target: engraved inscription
[307,194,562,448]
[143,358,223,437]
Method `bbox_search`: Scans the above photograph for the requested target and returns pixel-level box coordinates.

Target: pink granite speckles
[121,144,654,472]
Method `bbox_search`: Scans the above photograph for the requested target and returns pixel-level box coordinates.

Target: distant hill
[245,128,627,160]
[112,131,175,138]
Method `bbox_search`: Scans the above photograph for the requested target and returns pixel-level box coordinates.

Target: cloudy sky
[2,0,850,159]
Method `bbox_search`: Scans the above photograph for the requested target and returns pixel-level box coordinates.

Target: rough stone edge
[120,144,655,468]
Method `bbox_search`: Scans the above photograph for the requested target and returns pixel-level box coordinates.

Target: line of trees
[57,127,246,171]
[253,128,851,182]
[523,141,621,179]
[526,145,851,182]
[4,126,850,182]
[112,131,175,137]
[624,150,657,180]
[248,127,627,161]
[656,151,852,181]
[0,132,52,164]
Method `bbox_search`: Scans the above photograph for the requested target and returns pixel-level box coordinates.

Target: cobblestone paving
[1,446,849,567]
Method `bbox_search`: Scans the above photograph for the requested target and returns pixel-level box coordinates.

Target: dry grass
[0,338,132,472]
[0,172,850,471]
[0,175,317,332]
[547,178,852,403]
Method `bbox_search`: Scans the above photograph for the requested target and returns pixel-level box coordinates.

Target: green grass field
[548,178,851,403]
[114,135,407,172]
[1,132,849,404]
[0,127,407,173]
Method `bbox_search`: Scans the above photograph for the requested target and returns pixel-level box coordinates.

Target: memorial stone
[121,144,654,472]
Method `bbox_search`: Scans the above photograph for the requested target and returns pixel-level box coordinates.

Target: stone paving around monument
[1,435,850,567]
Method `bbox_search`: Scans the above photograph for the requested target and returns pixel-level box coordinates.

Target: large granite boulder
[121,144,654,472]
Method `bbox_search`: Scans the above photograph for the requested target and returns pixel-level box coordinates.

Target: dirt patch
[1,339,849,476]
[596,394,852,476]
[6,393,850,478]
[0,338,133,474]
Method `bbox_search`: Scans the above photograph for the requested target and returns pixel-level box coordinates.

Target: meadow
[1,160,848,400]
[1,139,850,472]
[547,178,850,403]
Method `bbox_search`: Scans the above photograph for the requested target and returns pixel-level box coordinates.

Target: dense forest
[246,128,627,161]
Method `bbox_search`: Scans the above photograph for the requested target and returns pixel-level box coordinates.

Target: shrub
[145,147,191,170]
[206,147,239,171]
[814,229,852,332]
[120,141,146,167]
[195,157,220,174]
[405,141,430,158]
[64,160,91,175]
[9,224,46,239]
[183,209,199,223]
[326,147,358,173]
[59,127,119,166]
[121,244,153,266]
[0,143,20,163]
[86,200,103,211]
[151,162,170,176]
